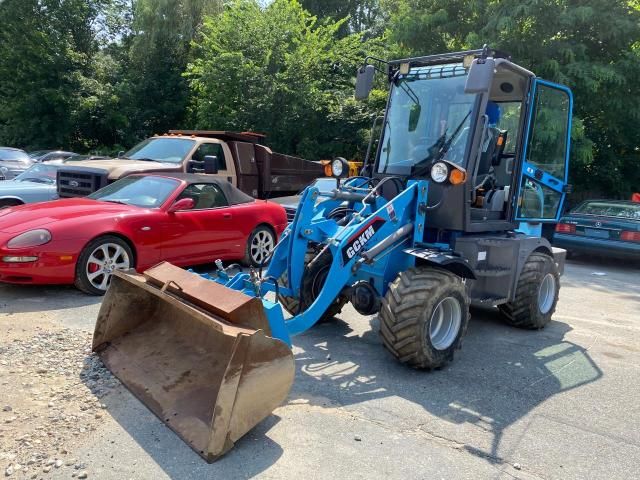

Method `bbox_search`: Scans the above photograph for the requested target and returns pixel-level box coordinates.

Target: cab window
[192,143,227,171]
[177,183,228,209]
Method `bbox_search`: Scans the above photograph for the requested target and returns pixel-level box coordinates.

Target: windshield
[124,138,196,164]
[0,149,30,162]
[28,150,49,158]
[14,164,58,184]
[573,201,640,220]
[89,176,179,208]
[376,64,477,176]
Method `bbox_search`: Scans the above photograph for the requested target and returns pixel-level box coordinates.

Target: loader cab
[366,50,572,234]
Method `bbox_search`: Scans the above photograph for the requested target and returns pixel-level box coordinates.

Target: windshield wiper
[411,110,472,177]
[100,199,128,205]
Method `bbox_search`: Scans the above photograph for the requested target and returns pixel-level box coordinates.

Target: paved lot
[1,257,639,479]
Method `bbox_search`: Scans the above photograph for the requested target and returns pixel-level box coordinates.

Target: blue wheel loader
[92,47,573,461]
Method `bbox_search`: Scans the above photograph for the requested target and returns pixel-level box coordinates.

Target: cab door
[515,79,572,222]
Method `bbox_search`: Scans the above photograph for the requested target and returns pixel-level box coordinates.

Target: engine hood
[0,198,139,235]
[61,159,181,180]
[0,180,55,193]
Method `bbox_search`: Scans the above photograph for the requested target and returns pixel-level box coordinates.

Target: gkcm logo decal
[341,218,384,263]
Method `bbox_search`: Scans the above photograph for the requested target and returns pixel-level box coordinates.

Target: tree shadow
[0,284,100,313]
[289,307,602,465]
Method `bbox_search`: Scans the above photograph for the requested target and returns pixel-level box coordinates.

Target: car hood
[61,158,180,180]
[0,198,139,235]
[0,180,55,192]
[270,194,301,209]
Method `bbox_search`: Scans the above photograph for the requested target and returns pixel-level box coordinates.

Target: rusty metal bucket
[92,263,295,462]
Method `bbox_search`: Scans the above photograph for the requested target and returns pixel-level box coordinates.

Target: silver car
[0,147,33,180]
[0,163,59,209]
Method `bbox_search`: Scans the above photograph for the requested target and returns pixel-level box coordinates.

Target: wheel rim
[250,230,275,265]
[428,297,462,351]
[86,243,130,291]
[537,273,556,314]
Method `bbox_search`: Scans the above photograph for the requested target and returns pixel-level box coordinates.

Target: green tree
[300,0,384,38]
[122,0,223,141]
[186,0,383,160]
[384,0,640,199]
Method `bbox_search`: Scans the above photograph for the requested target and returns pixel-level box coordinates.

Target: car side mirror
[355,64,375,100]
[203,155,218,174]
[464,58,495,94]
[117,150,125,158]
[168,197,195,213]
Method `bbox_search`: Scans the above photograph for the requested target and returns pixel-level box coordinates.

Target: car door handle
[223,213,232,219]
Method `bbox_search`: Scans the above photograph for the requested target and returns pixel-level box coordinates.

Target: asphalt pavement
[1,256,639,479]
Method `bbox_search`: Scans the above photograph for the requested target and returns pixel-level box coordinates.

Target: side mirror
[355,64,375,100]
[117,150,125,158]
[203,155,218,174]
[464,58,495,94]
[168,197,195,213]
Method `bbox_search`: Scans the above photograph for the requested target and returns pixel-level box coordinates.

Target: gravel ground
[0,256,639,479]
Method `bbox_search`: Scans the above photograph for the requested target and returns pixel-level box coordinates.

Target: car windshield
[14,164,58,184]
[28,150,49,158]
[123,138,196,164]
[376,64,477,176]
[89,176,179,208]
[573,201,640,220]
[0,149,30,162]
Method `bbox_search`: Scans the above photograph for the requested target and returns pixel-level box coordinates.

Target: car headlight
[430,162,449,183]
[7,229,52,249]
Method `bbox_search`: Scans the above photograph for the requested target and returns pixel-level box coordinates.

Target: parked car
[0,173,287,294]
[0,163,59,209]
[554,200,640,260]
[271,177,341,222]
[0,147,33,180]
[29,150,79,163]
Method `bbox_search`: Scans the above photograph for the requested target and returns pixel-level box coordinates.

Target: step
[474,267,511,277]
[471,296,509,307]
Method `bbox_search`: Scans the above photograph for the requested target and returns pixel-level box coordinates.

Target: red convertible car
[0,173,287,294]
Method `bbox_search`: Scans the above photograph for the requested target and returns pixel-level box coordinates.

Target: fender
[403,247,476,279]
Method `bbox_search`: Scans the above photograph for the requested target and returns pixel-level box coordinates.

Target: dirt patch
[0,325,121,478]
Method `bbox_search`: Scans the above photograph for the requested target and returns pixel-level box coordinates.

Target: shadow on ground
[82,303,602,478]
[0,283,100,313]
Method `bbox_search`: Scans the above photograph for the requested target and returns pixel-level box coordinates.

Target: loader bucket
[92,263,295,462]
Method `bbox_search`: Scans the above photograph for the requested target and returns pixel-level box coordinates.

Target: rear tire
[380,267,470,370]
[244,225,276,267]
[499,252,559,329]
[74,235,134,295]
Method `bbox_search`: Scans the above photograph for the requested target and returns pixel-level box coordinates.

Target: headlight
[331,158,345,177]
[7,229,51,249]
[430,162,449,183]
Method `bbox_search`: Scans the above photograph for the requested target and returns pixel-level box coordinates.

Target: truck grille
[284,206,297,223]
[57,170,109,197]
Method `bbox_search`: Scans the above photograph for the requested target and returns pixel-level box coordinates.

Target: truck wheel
[244,225,276,267]
[380,267,470,370]
[277,250,347,321]
[74,235,134,295]
[499,252,559,329]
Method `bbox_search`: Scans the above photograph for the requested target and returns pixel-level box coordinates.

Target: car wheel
[244,226,276,267]
[74,235,134,295]
[0,199,22,210]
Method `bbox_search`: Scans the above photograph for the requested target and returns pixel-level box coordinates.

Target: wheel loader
[92,46,573,461]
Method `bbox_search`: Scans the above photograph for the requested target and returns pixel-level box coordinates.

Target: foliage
[185,0,383,160]
[384,0,640,198]
[0,0,638,198]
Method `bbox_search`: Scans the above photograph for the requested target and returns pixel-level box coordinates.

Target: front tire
[0,199,22,210]
[499,252,559,329]
[74,235,134,295]
[380,267,470,370]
